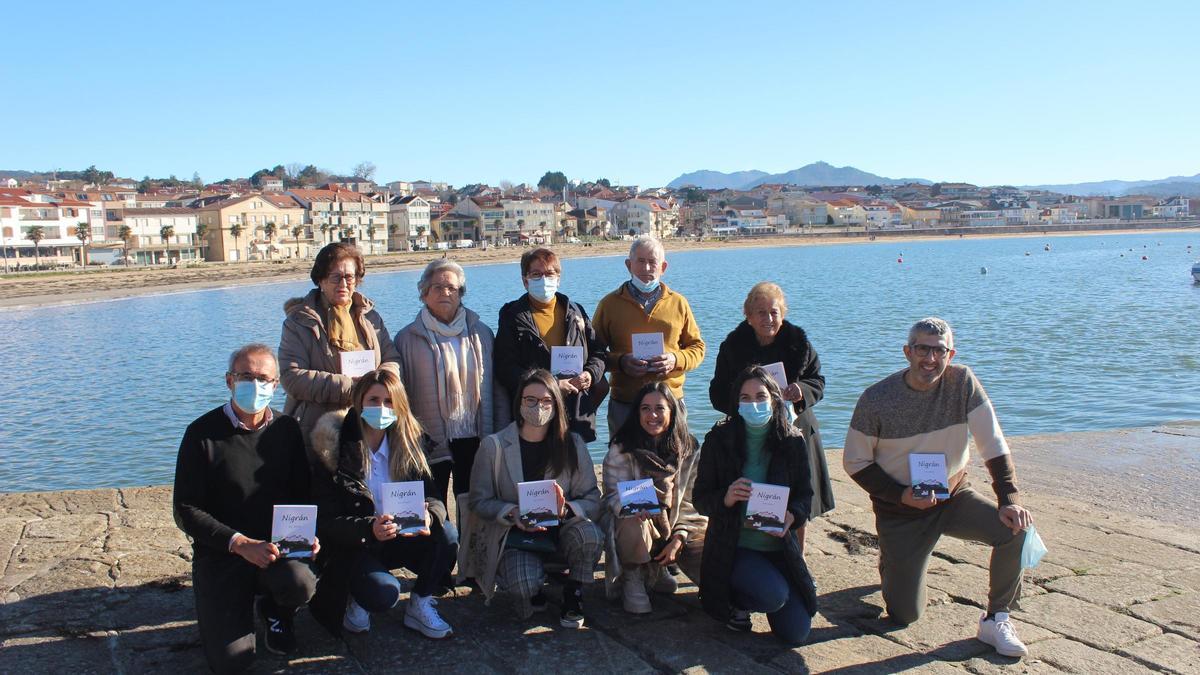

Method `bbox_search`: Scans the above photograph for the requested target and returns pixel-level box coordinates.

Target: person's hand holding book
[723,477,753,508]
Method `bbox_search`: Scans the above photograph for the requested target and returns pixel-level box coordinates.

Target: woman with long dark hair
[693,365,817,645]
[601,382,706,614]
[464,369,603,628]
[306,369,456,639]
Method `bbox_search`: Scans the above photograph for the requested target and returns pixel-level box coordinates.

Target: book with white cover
[271,505,317,559]
[908,453,950,499]
[381,481,428,535]
[743,483,789,534]
[617,478,661,517]
[761,361,788,390]
[631,332,665,361]
[340,349,375,378]
[550,346,585,376]
[517,479,560,528]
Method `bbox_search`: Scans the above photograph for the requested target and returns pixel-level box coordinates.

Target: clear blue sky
[4,1,1198,188]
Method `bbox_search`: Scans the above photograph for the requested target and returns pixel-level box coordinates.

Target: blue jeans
[349,523,458,612]
[730,548,812,645]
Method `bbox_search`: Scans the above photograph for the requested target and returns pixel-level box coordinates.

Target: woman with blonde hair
[307,369,457,639]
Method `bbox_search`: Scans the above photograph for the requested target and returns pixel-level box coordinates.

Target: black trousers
[430,436,482,504]
[192,553,317,673]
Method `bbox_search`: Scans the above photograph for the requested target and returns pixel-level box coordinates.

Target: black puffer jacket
[305,409,450,636]
[692,418,817,623]
[708,320,834,518]
[493,292,608,442]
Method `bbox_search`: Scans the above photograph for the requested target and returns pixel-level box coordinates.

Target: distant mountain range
[667,162,1200,197]
[667,162,930,190]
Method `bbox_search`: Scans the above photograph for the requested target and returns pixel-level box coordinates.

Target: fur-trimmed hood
[310,408,353,476]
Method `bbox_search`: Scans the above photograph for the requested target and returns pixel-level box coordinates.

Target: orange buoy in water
[897,257,903,263]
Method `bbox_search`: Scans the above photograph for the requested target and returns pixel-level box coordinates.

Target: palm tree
[75,221,91,266]
[118,225,133,267]
[319,222,330,245]
[230,223,244,262]
[366,225,377,253]
[263,222,277,260]
[195,222,209,261]
[387,222,400,251]
[291,224,304,259]
[160,225,176,265]
[25,226,45,270]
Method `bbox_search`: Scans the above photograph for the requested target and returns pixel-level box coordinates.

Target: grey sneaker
[622,568,652,614]
[342,597,370,634]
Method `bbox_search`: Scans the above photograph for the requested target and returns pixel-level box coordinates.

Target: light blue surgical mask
[361,406,397,430]
[738,401,773,428]
[232,380,275,414]
[629,275,660,294]
[527,276,559,303]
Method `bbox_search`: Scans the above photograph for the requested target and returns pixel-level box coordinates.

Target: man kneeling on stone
[843,318,1034,659]
[174,343,319,672]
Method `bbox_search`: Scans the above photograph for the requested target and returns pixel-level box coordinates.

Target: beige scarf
[420,307,483,434]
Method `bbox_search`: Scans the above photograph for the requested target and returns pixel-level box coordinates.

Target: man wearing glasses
[174,343,318,672]
[843,318,1034,659]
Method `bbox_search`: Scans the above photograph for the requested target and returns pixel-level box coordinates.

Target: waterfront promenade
[2,425,1198,673]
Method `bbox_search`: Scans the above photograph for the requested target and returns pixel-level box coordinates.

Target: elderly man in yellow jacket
[593,235,706,433]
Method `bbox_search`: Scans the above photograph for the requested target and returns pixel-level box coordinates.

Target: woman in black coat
[493,247,608,442]
[693,365,817,645]
[708,281,834,519]
[307,369,457,639]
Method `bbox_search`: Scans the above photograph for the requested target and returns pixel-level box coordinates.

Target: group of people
[174,235,1036,673]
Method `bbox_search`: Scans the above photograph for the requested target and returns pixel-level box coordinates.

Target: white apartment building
[116,208,202,264]
[388,195,432,250]
[610,198,679,237]
[452,198,556,244]
[766,194,828,228]
[0,189,99,268]
[288,188,389,254]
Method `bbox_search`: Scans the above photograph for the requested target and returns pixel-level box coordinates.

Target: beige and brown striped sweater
[843,364,1019,516]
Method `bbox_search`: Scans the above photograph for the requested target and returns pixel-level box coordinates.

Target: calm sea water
[1,232,1197,492]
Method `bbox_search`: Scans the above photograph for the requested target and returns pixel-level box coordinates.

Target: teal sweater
[738,423,783,552]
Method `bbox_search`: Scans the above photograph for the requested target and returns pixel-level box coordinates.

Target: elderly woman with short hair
[394,259,497,507]
[279,242,401,442]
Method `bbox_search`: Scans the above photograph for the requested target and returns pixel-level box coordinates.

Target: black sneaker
[559,586,584,629]
[726,607,752,632]
[666,564,681,576]
[258,597,297,655]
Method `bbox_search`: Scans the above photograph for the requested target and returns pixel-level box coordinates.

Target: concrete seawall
[2,425,1198,673]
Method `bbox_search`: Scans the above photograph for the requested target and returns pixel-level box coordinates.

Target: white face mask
[527,276,559,303]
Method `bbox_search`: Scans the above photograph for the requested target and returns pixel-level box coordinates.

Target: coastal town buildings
[0,188,99,268]
[287,188,388,255]
[387,195,432,250]
[196,193,309,262]
[114,208,202,265]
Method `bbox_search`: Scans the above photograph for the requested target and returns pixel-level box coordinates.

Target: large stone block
[0,632,114,672]
[1044,574,1177,609]
[1127,592,1200,639]
[1117,632,1200,674]
[1033,637,1157,675]
[1019,593,1160,650]
[0,489,120,518]
[770,633,918,673]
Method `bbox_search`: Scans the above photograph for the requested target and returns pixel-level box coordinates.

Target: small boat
[1192,260,1200,283]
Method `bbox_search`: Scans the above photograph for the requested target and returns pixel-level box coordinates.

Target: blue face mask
[361,406,397,430]
[738,401,773,428]
[232,380,275,414]
[527,276,559,303]
[629,274,660,294]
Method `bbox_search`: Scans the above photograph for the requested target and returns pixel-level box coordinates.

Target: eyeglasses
[430,283,460,295]
[522,396,555,408]
[229,371,279,385]
[324,274,360,287]
[526,271,559,281]
[909,344,951,358]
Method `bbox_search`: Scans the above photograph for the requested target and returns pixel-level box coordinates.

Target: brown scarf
[628,446,680,539]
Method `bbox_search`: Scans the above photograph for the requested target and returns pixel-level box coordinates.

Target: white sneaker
[342,597,370,634]
[404,594,453,639]
[977,612,1029,658]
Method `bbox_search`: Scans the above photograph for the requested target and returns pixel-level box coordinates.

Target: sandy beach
[2,224,1195,310]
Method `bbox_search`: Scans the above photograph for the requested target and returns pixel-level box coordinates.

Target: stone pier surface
[2,425,1198,674]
